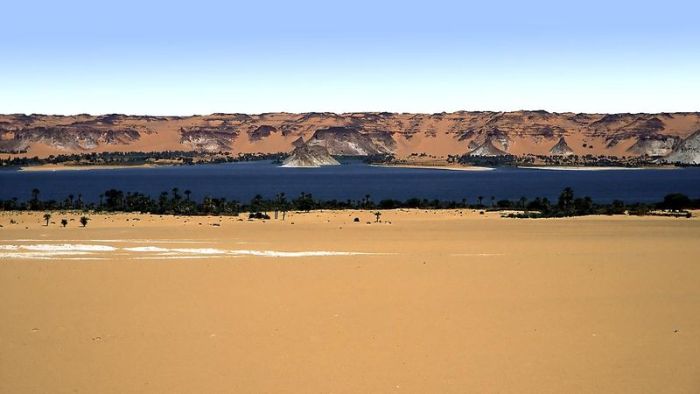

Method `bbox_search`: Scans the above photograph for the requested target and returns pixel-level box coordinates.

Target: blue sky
[1,0,699,115]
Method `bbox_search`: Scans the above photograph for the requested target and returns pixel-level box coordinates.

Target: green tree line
[1,187,697,219]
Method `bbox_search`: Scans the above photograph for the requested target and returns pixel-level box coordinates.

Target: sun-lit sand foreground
[1,210,699,393]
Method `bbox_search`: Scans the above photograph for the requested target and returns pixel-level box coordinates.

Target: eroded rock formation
[2,111,699,162]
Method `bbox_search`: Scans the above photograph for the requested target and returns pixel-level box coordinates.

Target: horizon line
[4,109,700,118]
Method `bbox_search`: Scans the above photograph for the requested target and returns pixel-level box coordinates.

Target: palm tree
[30,188,40,210]
[477,196,484,207]
[8,197,18,210]
[558,187,575,211]
[184,190,192,202]
[374,211,382,222]
[80,216,90,227]
[274,193,282,219]
[61,219,68,227]
[250,194,264,213]
[158,191,169,212]
[43,213,51,226]
[490,196,495,207]
[519,196,528,210]
[68,194,74,207]
[279,192,287,220]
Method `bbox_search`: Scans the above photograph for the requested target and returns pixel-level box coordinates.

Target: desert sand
[1,210,699,393]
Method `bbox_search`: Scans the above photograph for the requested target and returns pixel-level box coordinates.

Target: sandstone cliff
[2,111,700,163]
[665,131,700,164]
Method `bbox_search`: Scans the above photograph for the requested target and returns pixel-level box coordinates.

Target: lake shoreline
[18,163,173,172]
[517,165,678,171]
[371,163,494,171]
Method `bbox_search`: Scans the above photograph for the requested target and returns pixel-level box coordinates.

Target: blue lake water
[1,161,699,204]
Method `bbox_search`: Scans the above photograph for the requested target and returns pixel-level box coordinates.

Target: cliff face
[180,125,238,152]
[626,135,678,157]
[305,127,395,156]
[2,111,700,162]
[665,131,700,164]
[281,144,340,167]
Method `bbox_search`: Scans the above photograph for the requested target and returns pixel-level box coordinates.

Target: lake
[1,161,699,204]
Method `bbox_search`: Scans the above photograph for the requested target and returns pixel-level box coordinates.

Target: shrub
[661,193,691,210]
[248,212,270,220]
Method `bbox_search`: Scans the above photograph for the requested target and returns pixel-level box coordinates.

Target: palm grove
[1,187,697,220]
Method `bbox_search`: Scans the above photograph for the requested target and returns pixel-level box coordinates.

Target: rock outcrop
[247,125,277,142]
[2,111,700,159]
[180,126,238,152]
[281,144,340,167]
[468,139,508,156]
[664,131,700,164]
[305,127,395,156]
[626,135,678,157]
[0,125,142,152]
[549,137,574,156]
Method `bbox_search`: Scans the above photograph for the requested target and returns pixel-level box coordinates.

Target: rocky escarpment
[626,135,678,157]
[664,131,700,164]
[180,125,238,152]
[281,144,340,167]
[305,127,396,156]
[0,114,146,152]
[462,127,512,152]
[248,125,278,142]
[549,137,574,156]
[0,127,141,152]
[291,136,306,148]
[2,111,700,162]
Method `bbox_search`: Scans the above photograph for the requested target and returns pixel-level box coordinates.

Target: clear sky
[1,0,699,115]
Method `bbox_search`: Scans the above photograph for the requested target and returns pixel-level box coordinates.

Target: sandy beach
[18,164,165,172]
[372,164,493,171]
[517,166,669,171]
[1,210,699,393]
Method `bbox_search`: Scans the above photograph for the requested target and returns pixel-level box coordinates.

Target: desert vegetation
[0,151,287,168]
[1,187,697,220]
[366,152,683,168]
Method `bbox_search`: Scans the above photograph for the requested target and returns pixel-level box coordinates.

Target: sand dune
[1,210,699,393]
